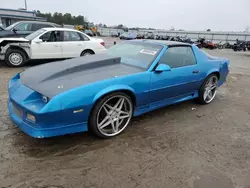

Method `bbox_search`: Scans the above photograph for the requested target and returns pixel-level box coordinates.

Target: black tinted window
[158,46,196,68]
[39,31,62,42]
[32,23,54,31]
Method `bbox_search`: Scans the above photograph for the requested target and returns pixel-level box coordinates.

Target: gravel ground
[0,37,250,188]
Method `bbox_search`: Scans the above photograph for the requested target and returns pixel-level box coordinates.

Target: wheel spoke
[117,98,124,110]
[114,98,124,110]
[103,105,111,114]
[119,111,130,119]
[116,119,124,131]
[111,121,116,133]
[210,84,217,90]
[104,103,113,111]
[207,79,213,87]
[208,90,213,99]
[204,91,209,100]
[99,118,112,129]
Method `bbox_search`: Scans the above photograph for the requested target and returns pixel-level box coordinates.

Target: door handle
[193,70,200,74]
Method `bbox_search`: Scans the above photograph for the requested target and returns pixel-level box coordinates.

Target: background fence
[97,28,250,43]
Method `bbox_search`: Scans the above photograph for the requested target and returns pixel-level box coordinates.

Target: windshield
[25,29,46,40]
[107,42,163,69]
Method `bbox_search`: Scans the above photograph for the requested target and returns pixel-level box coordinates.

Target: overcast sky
[1,0,250,31]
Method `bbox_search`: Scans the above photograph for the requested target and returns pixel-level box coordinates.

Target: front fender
[93,85,135,103]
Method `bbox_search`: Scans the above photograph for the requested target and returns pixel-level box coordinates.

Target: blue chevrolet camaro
[8,40,229,138]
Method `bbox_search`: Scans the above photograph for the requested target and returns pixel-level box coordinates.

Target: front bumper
[8,100,88,138]
[0,53,4,60]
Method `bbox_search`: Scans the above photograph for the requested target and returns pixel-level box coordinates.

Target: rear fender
[93,85,135,103]
[206,68,220,78]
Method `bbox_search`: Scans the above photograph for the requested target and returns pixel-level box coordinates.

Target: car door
[30,30,63,59]
[149,46,202,104]
[61,31,84,58]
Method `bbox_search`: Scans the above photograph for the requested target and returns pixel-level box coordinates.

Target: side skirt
[134,91,199,116]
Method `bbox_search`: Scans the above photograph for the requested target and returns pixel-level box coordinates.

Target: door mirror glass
[155,64,171,72]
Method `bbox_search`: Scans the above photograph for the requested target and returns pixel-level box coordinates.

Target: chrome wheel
[8,52,23,66]
[203,75,218,103]
[97,95,133,137]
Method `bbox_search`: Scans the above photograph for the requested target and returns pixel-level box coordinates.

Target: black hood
[20,54,143,98]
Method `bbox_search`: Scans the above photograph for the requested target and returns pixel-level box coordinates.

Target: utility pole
[24,0,27,10]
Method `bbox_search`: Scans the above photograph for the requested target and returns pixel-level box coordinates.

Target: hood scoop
[21,54,121,85]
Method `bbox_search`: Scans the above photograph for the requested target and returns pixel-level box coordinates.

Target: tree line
[36,10,87,26]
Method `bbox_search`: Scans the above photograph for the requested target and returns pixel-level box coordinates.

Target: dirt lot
[0,38,250,188]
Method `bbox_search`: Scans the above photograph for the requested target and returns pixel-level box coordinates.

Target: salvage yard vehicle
[0,21,60,38]
[8,40,229,139]
[0,28,106,67]
[233,39,247,51]
[120,32,137,40]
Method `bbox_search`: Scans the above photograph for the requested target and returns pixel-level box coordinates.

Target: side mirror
[35,39,43,44]
[155,64,171,72]
[12,28,17,33]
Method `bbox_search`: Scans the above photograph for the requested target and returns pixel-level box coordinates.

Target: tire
[5,49,27,67]
[89,92,133,138]
[197,74,219,104]
[80,50,94,56]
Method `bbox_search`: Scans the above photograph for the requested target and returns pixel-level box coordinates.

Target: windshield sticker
[140,49,157,55]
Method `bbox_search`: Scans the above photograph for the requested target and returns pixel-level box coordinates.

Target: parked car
[0,21,60,38]
[111,31,119,37]
[144,32,154,39]
[8,40,229,139]
[136,34,144,39]
[119,32,137,40]
[247,41,250,51]
[0,28,106,67]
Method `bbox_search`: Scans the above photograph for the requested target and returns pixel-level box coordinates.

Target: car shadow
[10,99,199,159]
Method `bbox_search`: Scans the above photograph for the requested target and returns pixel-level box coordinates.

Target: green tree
[35,10,86,26]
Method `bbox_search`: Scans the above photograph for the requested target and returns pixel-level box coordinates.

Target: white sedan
[0,28,106,67]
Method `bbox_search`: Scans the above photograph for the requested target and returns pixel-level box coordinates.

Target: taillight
[100,42,105,46]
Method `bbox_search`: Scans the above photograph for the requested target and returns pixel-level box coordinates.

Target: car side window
[63,31,82,41]
[32,23,54,31]
[39,31,62,42]
[158,46,196,68]
[79,33,90,41]
[14,23,32,31]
